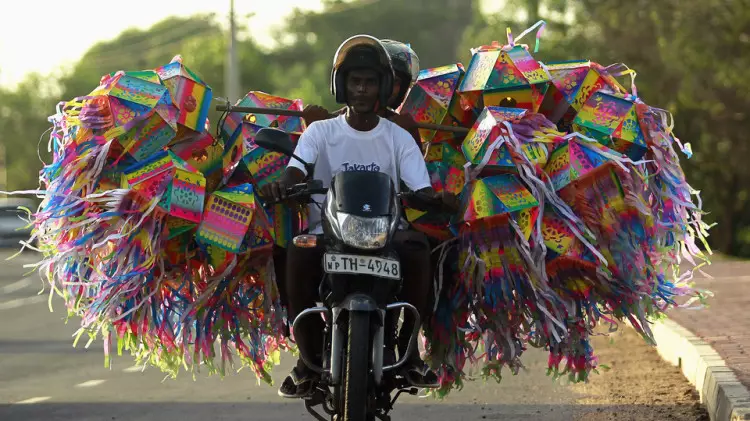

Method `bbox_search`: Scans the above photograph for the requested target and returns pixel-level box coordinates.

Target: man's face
[387,74,403,109]
[346,69,380,113]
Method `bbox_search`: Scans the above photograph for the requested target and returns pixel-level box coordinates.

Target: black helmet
[381,39,420,84]
[330,35,395,106]
[381,39,420,106]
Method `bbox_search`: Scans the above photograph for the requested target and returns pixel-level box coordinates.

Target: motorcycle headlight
[335,212,389,249]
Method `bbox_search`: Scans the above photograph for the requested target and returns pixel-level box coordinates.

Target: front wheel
[343,311,370,421]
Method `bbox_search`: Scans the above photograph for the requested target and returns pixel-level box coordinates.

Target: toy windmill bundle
[16,56,311,382]
[5,21,710,397]
[398,21,710,395]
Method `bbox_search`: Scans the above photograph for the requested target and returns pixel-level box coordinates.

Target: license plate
[323,253,401,280]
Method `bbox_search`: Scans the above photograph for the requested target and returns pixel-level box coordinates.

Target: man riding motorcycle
[260,35,456,398]
[302,39,422,148]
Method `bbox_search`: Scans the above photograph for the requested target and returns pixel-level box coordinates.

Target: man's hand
[302,105,331,125]
[259,179,290,203]
[258,167,307,203]
[435,191,460,214]
[413,187,460,213]
[388,112,418,132]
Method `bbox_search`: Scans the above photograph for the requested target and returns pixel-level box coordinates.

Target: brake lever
[264,191,303,207]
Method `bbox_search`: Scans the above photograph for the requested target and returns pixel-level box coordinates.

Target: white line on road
[123,365,145,373]
[0,277,33,295]
[75,379,106,388]
[14,396,51,404]
[0,295,46,311]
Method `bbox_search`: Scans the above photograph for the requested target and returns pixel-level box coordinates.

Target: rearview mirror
[254,128,295,156]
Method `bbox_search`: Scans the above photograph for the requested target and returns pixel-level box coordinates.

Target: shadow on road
[0,402,708,421]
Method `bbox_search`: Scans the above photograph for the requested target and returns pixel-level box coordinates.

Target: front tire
[343,311,370,421]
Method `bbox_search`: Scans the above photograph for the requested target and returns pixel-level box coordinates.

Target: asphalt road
[0,249,708,421]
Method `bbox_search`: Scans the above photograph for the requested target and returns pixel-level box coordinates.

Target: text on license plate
[323,253,401,280]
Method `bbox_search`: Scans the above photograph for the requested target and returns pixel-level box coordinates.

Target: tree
[56,15,275,126]
[458,0,581,65]
[0,74,57,192]
[268,0,476,109]
[572,0,750,254]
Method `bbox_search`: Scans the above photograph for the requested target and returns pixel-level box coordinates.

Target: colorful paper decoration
[171,132,225,174]
[155,58,212,133]
[241,203,275,254]
[399,64,466,145]
[195,183,272,253]
[461,107,550,175]
[85,72,180,161]
[220,91,305,143]
[241,124,300,188]
[456,173,539,226]
[542,206,597,264]
[265,203,308,249]
[166,216,196,240]
[90,72,168,127]
[424,143,467,195]
[572,91,648,160]
[117,102,179,161]
[403,143,467,240]
[457,45,550,117]
[121,150,206,223]
[220,92,304,186]
[538,61,627,129]
[544,133,622,192]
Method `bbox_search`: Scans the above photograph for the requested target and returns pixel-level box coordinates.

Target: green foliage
[268,0,475,109]
[0,74,57,191]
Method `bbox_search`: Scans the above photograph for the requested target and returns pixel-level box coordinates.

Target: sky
[0,0,324,87]
[0,0,502,88]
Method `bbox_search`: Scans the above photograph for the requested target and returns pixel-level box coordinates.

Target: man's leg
[279,242,324,397]
[273,246,288,311]
[392,230,438,386]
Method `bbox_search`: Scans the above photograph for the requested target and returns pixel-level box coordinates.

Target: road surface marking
[123,365,145,373]
[0,295,46,311]
[0,277,32,295]
[14,396,51,404]
[75,379,106,388]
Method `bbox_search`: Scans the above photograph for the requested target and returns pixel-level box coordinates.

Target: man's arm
[388,112,422,150]
[397,131,432,193]
[302,105,347,125]
[395,128,459,213]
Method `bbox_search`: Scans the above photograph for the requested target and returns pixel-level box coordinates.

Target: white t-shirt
[288,114,431,233]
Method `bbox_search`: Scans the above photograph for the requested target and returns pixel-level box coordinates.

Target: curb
[652,318,750,421]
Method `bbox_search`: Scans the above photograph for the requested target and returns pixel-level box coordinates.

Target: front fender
[336,293,378,313]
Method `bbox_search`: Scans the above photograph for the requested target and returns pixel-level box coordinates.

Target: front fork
[292,301,421,386]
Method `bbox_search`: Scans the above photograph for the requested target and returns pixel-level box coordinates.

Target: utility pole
[0,143,6,198]
[226,0,241,103]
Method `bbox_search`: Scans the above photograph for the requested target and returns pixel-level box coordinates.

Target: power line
[79,27,220,69]
[82,19,221,64]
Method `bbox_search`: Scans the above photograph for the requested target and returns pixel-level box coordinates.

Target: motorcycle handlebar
[262,181,328,206]
[398,191,445,212]
[262,184,446,212]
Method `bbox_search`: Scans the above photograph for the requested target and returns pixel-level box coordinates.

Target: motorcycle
[254,128,442,421]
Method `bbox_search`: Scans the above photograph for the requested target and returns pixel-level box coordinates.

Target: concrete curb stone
[652,318,750,420]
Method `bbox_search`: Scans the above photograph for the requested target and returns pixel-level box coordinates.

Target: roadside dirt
[571,327,710,421]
